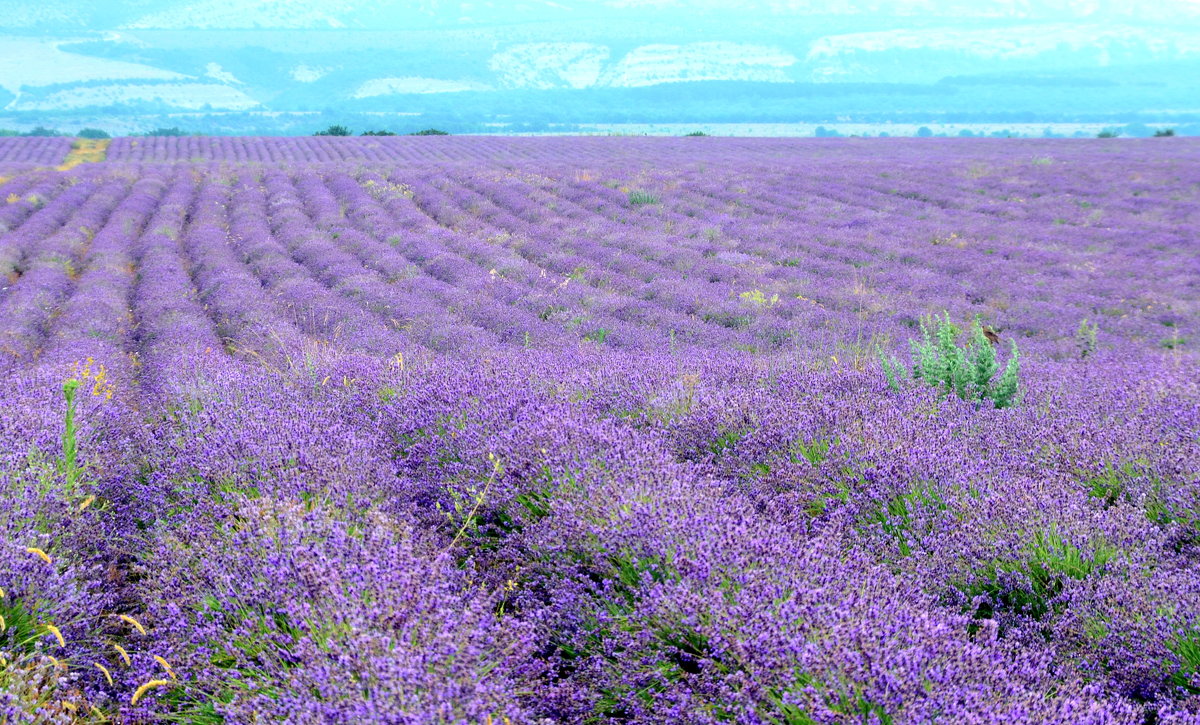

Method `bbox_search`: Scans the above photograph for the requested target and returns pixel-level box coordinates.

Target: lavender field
[1,136,1198,724]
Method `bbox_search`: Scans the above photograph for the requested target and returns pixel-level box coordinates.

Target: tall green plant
[1075,318,1099,359]
[59,379,82,497]
[883,313,1020,408]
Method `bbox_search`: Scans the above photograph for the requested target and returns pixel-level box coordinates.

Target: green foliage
[883,313,1020,408]
[960,528,1116,622]
[1169,629,1200,693]
[360,130,396,136]
[0,597,42,656]
[314,125,352,136]
[59,379,82,498]
[790,438,831,465]
[683,131,709,137]
[583,327,611,344]
[22,126,61,137]
[145,127,187,137]
[1097,128,1120,138]
[1160,336,1187,350]
[881,354,905,392]
[409,128,450,136]
[1082,461,1139,507]
[1154,128,1177,137]
[702,311,751,329]
[991,343,1020,409]
[861,480,947,557]
[708,426,750,457]
[740,289,780,308]
[765,690,819,725]
[1075,318,1099,359]
[627,189,660,207]
[76,128,110,139]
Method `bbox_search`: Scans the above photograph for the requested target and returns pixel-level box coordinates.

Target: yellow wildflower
[130,679,170,705]
[94,662,114,685]
[116,614,147,635]
[111,643,131,666]
[45,624,65,647]
[153,655,177,680]
[26,547,51,564]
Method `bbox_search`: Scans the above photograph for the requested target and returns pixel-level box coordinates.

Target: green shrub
[409,128,450,136]
[683,131,708,137]
[23,126,61,137]
[314,125,352,136]
[1075,318,1099,359]
[739,289,779,308]
[882,313,1020,408]
[361,130,397,136]
[76,128,110,139]
[627,190,660,207]
[145,127,187,137]
[1154,128,1177,137]
[1097,128,1120,138]
[583,327,611,344]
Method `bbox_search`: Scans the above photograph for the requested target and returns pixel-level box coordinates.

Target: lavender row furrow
[0,178,130,368]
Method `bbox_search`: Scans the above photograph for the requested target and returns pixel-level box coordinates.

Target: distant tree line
[0,121,1181,140]
[0,126,193,138]
[315,125,450,137]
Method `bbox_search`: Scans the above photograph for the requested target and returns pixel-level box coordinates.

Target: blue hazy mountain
[0,0,1197,134]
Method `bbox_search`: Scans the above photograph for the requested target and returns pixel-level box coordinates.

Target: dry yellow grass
[56,138,110,170]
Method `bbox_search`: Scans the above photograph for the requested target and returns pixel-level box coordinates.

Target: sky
[0,0,1197,134]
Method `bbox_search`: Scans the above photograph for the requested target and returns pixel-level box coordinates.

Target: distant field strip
[56,138,111,170]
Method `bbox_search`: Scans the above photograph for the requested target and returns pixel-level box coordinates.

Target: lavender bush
[0,136,1196,723]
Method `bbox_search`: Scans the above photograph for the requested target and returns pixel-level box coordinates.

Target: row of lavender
[0,139,1197,723]
[0,137,74,176]
[104,134,859,163]
[101,134,1192,166]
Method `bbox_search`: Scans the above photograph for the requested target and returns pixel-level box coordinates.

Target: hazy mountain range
[0,0,1197,134]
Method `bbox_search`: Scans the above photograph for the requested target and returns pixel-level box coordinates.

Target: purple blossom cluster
[0,137,1197,723]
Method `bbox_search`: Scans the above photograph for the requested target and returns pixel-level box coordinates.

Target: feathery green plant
[59,379,82,498]
[1075,318,1099,359]
[882,313,1020,408]
[627,190,660,207]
